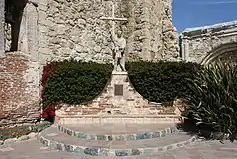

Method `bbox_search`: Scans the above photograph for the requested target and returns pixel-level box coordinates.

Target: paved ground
[0,138,237,159]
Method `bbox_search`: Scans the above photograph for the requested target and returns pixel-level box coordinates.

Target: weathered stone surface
[181,20,237,64]
[0,0,4,57]
[0,52,40,127]
[4,138,17,144]
[28,132,38,139]
[0,140,3,145]
[36,0,178,64]
[84,148,99,156]
[18,135,30,141]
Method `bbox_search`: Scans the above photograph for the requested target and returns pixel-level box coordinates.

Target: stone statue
[100,1,127,72]
[111,29,126,71]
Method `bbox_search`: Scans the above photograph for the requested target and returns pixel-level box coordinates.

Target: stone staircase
[38,124,197,157]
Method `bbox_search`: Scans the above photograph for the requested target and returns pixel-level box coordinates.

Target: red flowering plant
[41,61,59,98]
[41,59,113,122]
[41,61,61,122]
[41,102,57,122]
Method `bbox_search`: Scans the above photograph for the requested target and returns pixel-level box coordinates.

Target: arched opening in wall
[4,0,38,52]
[200,42,237,65]
[5,0,28,52]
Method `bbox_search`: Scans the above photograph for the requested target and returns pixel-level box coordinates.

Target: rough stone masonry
[0,0,4,57]
[181,20,237,64]
[37,0,179,65]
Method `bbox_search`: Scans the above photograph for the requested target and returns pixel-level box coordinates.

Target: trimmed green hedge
[42,60,202,108]
[42,60,113,108]
[126,61,202,104]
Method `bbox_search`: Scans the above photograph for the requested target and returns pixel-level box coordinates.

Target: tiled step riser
[38,134,197,156]
[58,125,178,141]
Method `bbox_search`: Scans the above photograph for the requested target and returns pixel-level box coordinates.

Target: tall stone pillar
[18,1,41,120]
[18,2,39,61]
[182,39,189,61]
[0,0,5,57]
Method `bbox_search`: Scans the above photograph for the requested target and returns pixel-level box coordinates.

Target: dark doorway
[5,0,28,51]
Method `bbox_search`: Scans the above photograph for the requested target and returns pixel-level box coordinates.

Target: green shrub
[187,63,237,141]
[41,61,64,102]
[31,121,52,132]
[0,122,52,141]
[126,61,202,104]
[42,59,113,108]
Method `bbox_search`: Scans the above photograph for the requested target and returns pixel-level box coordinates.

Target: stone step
[58,124,177,141]
[55,115,181,124]
[39,125,197,156]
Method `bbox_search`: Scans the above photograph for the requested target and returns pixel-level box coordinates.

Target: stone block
[126,134,136,141]
[131,149,142,155]
[49,141,58,150]
[4,138,17,144]
[115,150,129,156]
[28,132,38,139]
[85,118,92,124]
[74,146,84,153]
[136,133,151,140]
[18,135,29,141]
[56,143,63,151]
[64,144,74,152]
[92,118,100,124]
[97,135,106,140]
[84,148,99,156]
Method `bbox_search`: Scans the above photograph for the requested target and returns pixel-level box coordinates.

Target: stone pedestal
[55,71,181,124]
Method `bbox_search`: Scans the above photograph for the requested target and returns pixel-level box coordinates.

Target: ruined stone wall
[181,21,237,64]
[38,0,179,65]
[39,0,115,65]
[4,24,11,51]
[159,0,179,61]
[146,0,179,61]
[0,0,4,56]
[0,52,40,127]
[121,0,145,61]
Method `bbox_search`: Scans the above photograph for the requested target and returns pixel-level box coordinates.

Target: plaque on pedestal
[114,84,123,96]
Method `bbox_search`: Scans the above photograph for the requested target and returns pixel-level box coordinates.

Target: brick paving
[1,138,237,159]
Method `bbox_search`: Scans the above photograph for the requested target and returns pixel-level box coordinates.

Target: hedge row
[41,59,113,109]
[41,60,202,109]
[126,61,202,104]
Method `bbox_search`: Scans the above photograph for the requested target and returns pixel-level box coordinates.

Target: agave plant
[187,63,237,142]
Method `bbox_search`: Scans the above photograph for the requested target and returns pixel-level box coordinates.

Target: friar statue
[110,29,126,72]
